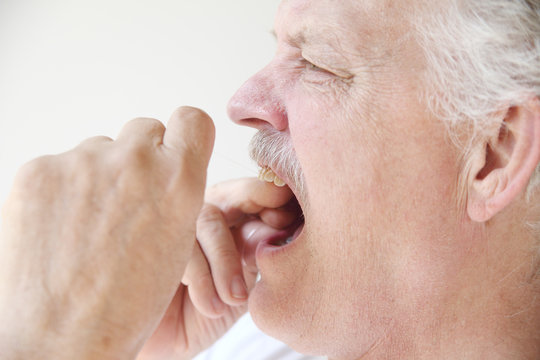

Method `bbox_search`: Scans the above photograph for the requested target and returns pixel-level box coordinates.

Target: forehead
[275,0,415,48]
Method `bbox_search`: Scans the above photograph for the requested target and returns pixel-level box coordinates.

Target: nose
[227,64,288,131]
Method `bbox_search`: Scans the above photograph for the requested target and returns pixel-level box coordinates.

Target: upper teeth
[258,166,286,187]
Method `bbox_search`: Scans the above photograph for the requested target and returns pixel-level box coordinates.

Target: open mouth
[258,165,305,248]
[271,219,304,247]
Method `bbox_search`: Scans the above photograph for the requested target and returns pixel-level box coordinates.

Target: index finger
[205,178,294,225]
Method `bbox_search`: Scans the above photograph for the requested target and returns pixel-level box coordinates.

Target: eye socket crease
[272,27,356,83]
[300,54,355,83]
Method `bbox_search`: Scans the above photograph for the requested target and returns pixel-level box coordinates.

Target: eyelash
[303,58,328,73]
[300,58,344,89]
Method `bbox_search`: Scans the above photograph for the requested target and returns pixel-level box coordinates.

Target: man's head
[228,0,540,358]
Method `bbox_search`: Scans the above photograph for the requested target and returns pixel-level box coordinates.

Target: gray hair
[415,0,540,277]
[415,0,540,217]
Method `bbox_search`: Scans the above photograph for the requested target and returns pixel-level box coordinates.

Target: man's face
[228,0,467,357]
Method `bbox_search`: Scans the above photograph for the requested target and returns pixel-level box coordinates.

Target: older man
[1,0,539,359]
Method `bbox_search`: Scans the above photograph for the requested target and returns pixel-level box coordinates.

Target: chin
[247,239,394,359]
[246,254,348,357]
[247,279,323,356]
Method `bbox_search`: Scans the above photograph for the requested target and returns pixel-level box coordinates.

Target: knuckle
[129,117,163,128]
[192,270,215,289]
[174,106,211,121]
[128,117,166,137]
[148,119,166,134]
[204,182,224,202]
[115,141,153,168]
[77,136,112,149]
[197,203,224,226]
[209,246,240,265]
[67,147,95,166]
[15,155,55,188]
[18,155,50,176]
[62,149,101,183]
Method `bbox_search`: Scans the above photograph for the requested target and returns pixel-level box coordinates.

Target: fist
[0,107,214,359]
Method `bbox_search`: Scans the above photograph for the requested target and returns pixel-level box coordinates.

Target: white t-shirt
[193,314,327,360]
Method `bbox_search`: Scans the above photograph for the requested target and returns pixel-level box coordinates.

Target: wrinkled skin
[227,0,540,359]
[0,108,296,360]
[0,107,213,359]
[228,0,461,356]
[2,0,540,359]
[138,178,297,360]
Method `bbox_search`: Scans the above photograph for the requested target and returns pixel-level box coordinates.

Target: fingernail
[212,297,225,314]
[230,275,248,300]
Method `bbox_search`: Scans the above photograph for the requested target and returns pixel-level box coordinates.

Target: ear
[467,97,540,222]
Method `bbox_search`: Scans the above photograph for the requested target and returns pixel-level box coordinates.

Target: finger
[242,264,259,292]
[206,178,294,225]
[160,107,215,215]
[196,203,248,307]
[181,243,225,318]
[77,135,113,149]
[162,106,215,170]
[231,219,287,271]
[116,117,166,145]
[259,198,302,229]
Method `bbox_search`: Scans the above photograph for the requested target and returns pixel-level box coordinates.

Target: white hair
[415,0,540,240]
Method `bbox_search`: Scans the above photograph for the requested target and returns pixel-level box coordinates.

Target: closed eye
[303,58,328,73]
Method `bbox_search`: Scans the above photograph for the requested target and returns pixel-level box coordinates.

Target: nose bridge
[227,62,288,131]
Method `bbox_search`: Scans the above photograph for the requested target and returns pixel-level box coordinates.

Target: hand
[137,178,299,360]
[0,107,214,359]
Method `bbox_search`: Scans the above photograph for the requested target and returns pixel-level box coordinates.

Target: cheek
[288,92,385,220]
[288,89,465,294]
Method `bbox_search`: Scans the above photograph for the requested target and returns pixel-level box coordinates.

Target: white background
[0,3,329,358]
[0,0,281,206]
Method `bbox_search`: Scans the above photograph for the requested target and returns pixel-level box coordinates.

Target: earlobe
[466,97,540,223]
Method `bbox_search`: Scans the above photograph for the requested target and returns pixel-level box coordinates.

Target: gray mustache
[248,129,307,204]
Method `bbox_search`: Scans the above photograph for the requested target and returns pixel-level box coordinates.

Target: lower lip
[255,222,305,263]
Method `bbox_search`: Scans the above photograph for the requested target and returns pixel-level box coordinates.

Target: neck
[335,224,540,360]
[329,290,540,360]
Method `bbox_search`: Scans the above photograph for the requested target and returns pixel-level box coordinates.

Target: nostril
[227,95,289,131]
[227,98,256,126]
[226,68,289,131]
[236,118,271,129]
